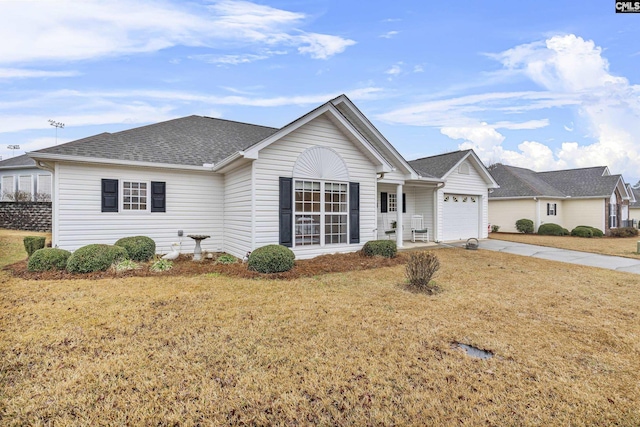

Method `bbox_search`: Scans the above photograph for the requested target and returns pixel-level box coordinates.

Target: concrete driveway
[446,239,640,275]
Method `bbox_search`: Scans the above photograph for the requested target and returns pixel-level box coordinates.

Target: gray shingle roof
[33,116,279,166]
[630,187,640,208]
[408,150,471,179]
[0,154,36,169]
[489,164,621,199]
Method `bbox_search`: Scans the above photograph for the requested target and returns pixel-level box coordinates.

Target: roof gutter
[27,152,214,172]
[210,151,245,172]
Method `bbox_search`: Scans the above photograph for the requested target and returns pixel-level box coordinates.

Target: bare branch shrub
[405,251,440,293]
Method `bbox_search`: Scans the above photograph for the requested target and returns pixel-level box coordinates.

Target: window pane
[295,215,320,246]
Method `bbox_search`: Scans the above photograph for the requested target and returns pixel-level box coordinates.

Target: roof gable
[408,150,498,186]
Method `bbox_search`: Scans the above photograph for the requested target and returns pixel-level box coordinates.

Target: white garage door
[442,194,479,241]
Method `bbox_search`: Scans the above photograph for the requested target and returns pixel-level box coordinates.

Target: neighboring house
[628,186,640,226]
[0,154,52,201]
[488,164,631,234]
[29,95,497,259]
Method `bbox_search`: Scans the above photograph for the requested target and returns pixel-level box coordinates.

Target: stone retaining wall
[0,202,52,232]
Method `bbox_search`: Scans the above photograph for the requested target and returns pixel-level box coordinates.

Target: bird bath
[187,235,210,261]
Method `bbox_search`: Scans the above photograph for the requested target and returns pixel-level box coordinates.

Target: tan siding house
[488,164,631,235]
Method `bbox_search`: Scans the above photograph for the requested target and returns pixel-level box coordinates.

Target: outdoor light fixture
[7,144,20,157]
[48,119,65,145]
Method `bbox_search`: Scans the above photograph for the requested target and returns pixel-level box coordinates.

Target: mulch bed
[5,252,409,281]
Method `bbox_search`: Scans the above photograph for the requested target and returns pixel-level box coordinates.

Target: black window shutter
[553,203,557,215]
[381,192,388,213]
[150,181,166,212]
[279,177,293,247]
[101,179,118,213]
[349,182,360,244]
[402,193,406,213]
[547,203,550,215]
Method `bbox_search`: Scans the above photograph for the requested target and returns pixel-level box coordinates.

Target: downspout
[534,197,540,231]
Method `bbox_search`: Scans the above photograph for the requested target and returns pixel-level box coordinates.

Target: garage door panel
[443,194,479,241]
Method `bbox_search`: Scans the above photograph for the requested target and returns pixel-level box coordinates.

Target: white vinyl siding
[223,162,253,258]
[437,159,489,241]
[54,162,223,254]
[253,114,377,259]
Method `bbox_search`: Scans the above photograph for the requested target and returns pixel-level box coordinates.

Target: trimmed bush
[571,226,593,238]
[23,236,46,257]
[248,245,295,273]
[515,219,534,234]
[361,240,397,258]
[491,225,500,233]
[27,248,71,272]
[538,223,567,236]
[575,226,604,237]
[562,228,570,236]
[610,227,639,237]
[115,236,156,261]
[405,251,440,293]
[66,244,129,273]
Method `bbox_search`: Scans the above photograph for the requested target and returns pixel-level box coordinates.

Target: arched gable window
[280,147,358,247]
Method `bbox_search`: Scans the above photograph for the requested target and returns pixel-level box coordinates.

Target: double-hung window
[387,193,397,212]
[547,203,556,216]
[294,180,347,246]
[101,179,166,213]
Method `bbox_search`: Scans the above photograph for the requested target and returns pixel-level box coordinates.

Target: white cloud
[382,34,640,180]
[0,0,355,65]
[190,53,271,65]
[413,65,424,73]
[385,63,403,78]
[380,31,399,39]
[0,87,384,134]
[0,68,80,79]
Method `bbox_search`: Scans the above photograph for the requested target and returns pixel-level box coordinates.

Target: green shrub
[247,245,295,273]
[27,248,71,272]
[571,226,593,238]
[66,244,129,273]
[562,228,570,236]
[610,227,639,237]
[114,236,156,261]
[361,240,397,258]
[23,236,46,257]
[491,225,500,233]
[538,223,567,236]
[515,219,534,234]
[150,259,173,272]
[216,254,238,264]
[576,226,604,237]
[405,251,440,293]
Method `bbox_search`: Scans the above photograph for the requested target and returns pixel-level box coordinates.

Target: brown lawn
[2,230,640,425]
[491,232,640,259]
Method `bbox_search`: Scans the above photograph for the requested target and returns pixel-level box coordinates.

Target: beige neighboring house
[0,154,52,201]
[488,164,632,234]
[629,186,640,225]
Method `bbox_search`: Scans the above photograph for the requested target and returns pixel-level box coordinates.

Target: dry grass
[0,229,50,268]
[491,232,640,259]
[2,243,640,425]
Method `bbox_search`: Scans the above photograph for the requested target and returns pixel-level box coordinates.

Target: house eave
[27,152,215,172]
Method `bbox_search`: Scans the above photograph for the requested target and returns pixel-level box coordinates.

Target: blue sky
[1,0,639,183]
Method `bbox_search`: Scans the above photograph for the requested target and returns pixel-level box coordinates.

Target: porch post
[396,184,403,248]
